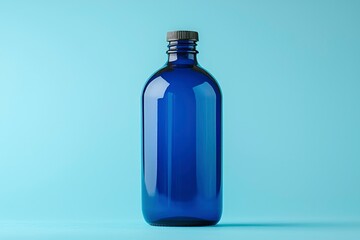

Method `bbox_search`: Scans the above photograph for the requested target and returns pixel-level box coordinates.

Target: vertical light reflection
[167,92,173,205]
[144,77,169,196]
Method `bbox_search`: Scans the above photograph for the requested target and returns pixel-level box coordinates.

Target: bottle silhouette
[142,31,222,226]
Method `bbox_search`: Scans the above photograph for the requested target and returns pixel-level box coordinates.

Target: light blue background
[0,0,359,239]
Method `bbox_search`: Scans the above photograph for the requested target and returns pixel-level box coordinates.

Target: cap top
[167,31,199,41]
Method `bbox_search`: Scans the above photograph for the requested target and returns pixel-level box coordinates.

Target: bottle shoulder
[142,64,221,98]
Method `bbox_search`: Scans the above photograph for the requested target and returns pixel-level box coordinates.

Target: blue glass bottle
[142,31,222,226]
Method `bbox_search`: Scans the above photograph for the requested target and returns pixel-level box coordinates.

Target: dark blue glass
[142,39,222,226]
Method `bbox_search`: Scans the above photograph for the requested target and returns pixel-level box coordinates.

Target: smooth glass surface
[142,40,222,226]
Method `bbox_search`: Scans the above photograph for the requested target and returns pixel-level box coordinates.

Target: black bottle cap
[166,31,199,41]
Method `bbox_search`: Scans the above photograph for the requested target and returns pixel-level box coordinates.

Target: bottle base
[148,217,219,227]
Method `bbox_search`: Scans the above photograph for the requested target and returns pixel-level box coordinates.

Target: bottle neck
[167,40,198,66]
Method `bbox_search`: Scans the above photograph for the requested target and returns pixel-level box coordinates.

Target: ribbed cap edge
[167,31,199,41]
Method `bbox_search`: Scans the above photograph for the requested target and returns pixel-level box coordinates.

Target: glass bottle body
[142,40,222,226]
